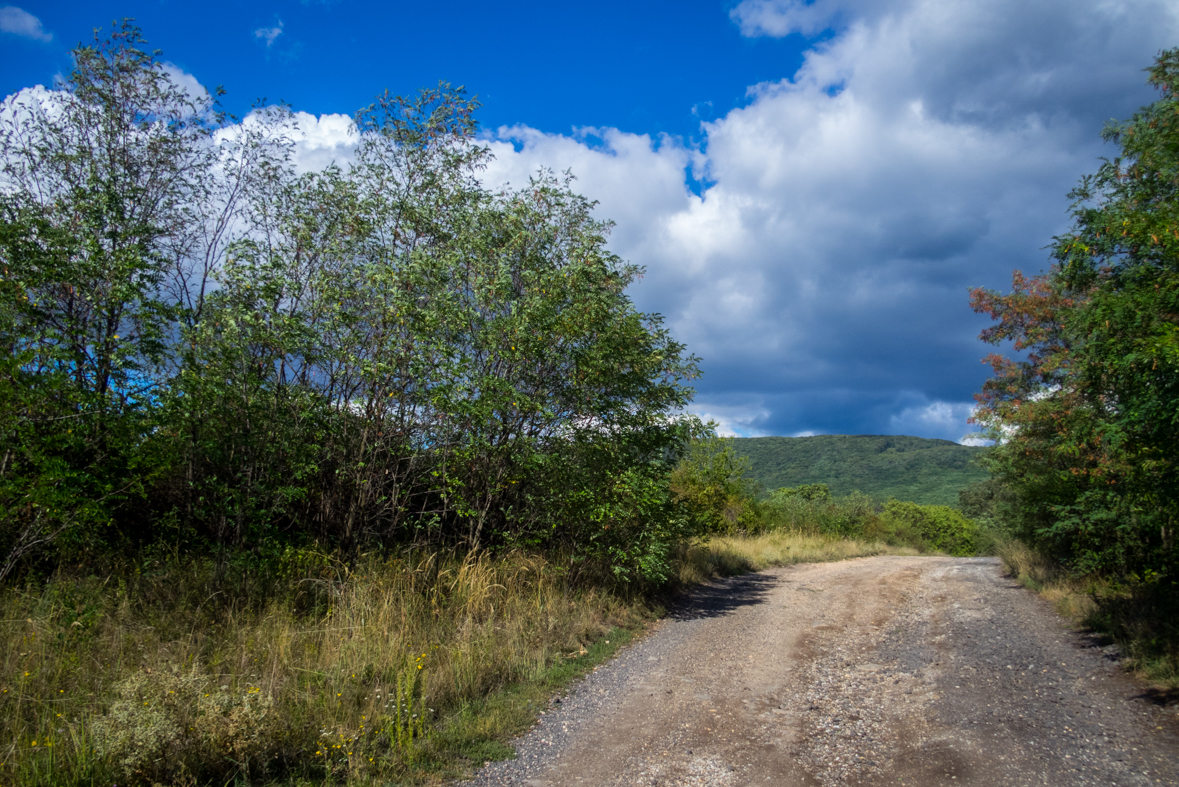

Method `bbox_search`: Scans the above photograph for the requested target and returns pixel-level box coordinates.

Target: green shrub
[767,484,832,504]
[761,488,878,540]
[669,432,762,536]
[881,499,980,556]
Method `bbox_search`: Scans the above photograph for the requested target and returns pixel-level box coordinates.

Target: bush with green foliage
[764,486,872,539]
[668,430,761,535]
[768,483,832,504]
[760,485,984,555]
[971,48,1179,579]
[0,23,699,583]
[879,499,980,557]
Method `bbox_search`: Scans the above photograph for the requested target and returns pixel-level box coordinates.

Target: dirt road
[459,556,1179,786]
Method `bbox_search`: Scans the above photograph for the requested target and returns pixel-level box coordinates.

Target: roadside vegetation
[0,443,963,787]
[0,22,990,787]
[3,18,1173,787]
[0,549,650,786]
[968,49,1179,688]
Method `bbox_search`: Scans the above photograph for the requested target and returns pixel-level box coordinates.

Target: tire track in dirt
[458,556,1179,786]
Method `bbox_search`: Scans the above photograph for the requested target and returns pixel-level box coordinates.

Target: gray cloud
[475,0,1179,441]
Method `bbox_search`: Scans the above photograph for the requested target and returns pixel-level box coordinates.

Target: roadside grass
[0,550,649,787]
[676,532,920,585]
[996,539,1179,689]
[0,533,927,787]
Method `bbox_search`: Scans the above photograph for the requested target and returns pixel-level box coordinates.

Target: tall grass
[0,550,645,786]
[0,525,940,787]
[674,532,919,585]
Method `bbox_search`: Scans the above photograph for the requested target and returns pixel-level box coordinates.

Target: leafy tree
[762,485,878,539]
[0,22,246,569]
[768,483,832,504]
[971,48,1179,578]
[957,477,1017,531]
[0,23,702,583]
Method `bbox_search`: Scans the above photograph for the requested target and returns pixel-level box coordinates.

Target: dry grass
[996,538,1178,688]
[0,549,646,786]
[995,538,1064,591]
[0,534,930,786]
[675,532,920,585]
[995,537,1100,620]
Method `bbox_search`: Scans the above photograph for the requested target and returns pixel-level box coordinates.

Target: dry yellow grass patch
[0,550,645,787]
[996,537,1097,618]
[675,532,919,585]
[0,535,936,786]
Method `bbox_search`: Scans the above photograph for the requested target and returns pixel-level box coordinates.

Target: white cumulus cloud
[684,400,773,438]
[475,0,1179,440]
[53,0,1163,442]
[159,62,210,106]
[887,399,981,443]
[285,111,356,172]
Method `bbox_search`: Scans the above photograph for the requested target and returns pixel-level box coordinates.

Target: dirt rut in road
[458,556,1179,786]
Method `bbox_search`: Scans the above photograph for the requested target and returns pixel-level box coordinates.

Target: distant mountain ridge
[731,434,989,507]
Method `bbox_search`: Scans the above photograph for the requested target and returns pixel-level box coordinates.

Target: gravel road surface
[456,556,1179,786]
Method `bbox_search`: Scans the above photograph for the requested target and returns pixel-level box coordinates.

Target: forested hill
[732,435,989,507]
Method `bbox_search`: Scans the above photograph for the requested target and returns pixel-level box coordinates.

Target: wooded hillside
[731,435,989,506]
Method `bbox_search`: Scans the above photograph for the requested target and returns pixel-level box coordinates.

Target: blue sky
[4,0,1179,442]
[1,1,810,141]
